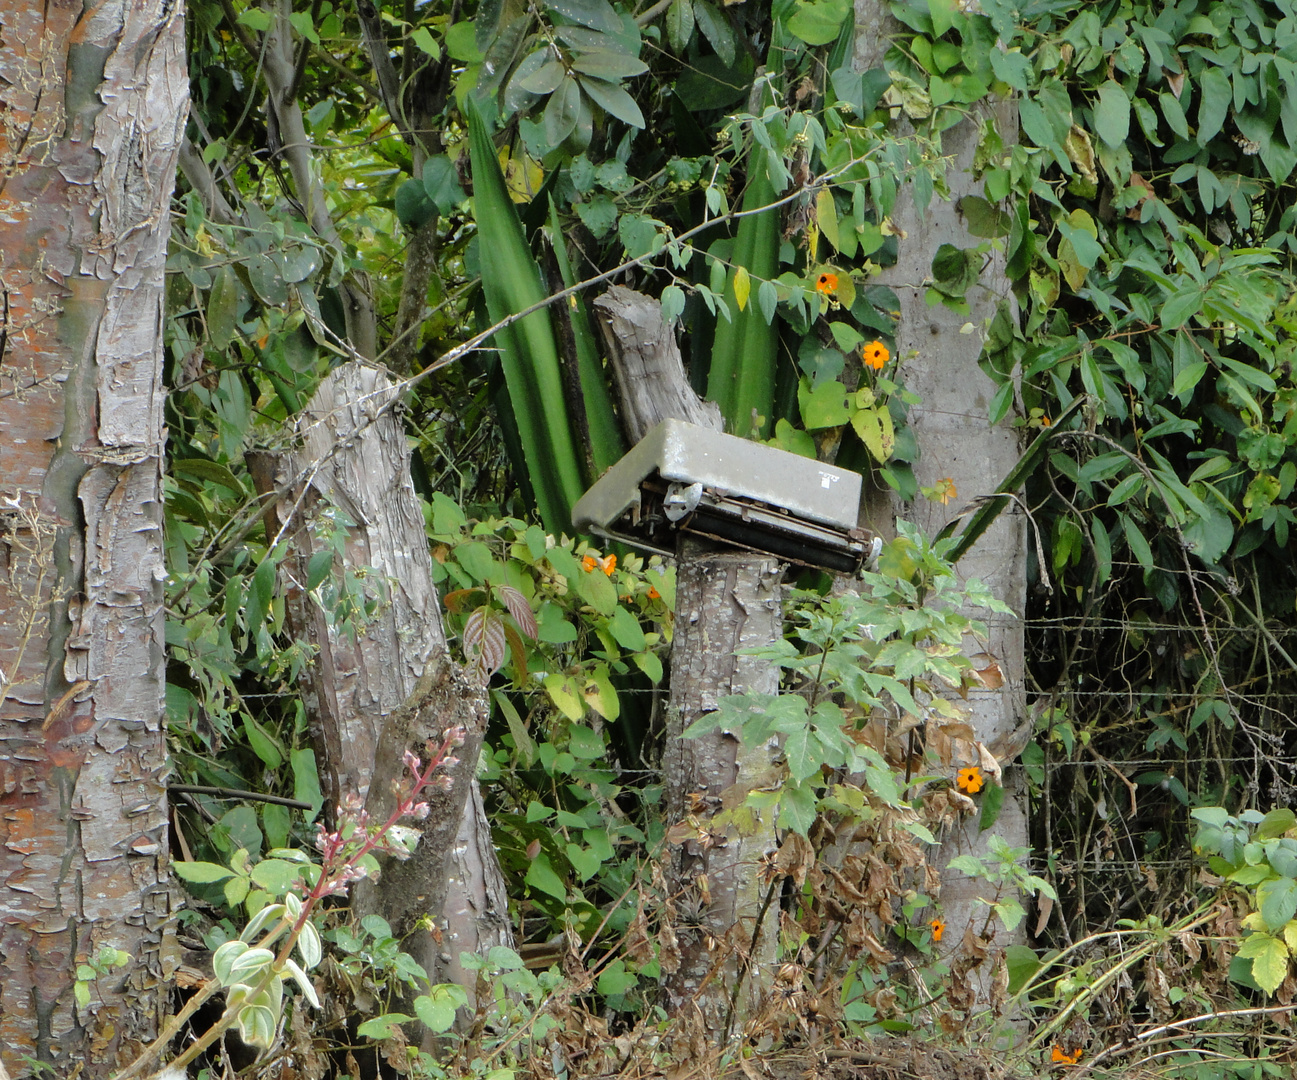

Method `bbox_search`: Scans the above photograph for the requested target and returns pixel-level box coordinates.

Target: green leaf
[666,0,694,52]
[1093,81,1130,147]
[173,861,235,884]
[979,781,1005,831]
[574,564,618,613]
[786,0,851,47]
[597,958,638,996]
[1259,810,1297,841]
[693,0,735,63]
[543,76,582,146]
[1197,66,1231,145]
[291,748,324,822]
[409,25,439,57]
[1161,286,1206,330]
[250,858,304,895]
[357,1013,414,1040]
[207,264,241,351]
[547,0,623,33]
[544,673,586,720]
[579,75,646,128]
[245,556,277,635]
[414,985,468,1032]
[1258,876,1297,932]
[798,379,850,429]
[777,782,818,835]
[607,606,647,650]
[1237,933,1290,994]
[570,49,648,79]
[395,178,438,230]
[525,852,568,900]
[243,714,284,769]
[423,155,466,214]
[1004,944,1042,994]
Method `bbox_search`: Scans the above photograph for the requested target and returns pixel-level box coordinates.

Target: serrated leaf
[733,265,751,311]
[1259,876,1297,932]
[497,585,538,638]
[464,607,508,679]
[1237,932,1289,994]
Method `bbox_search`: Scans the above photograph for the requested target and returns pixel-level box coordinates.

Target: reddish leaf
[497,584,537,639]
[464,606,507,681]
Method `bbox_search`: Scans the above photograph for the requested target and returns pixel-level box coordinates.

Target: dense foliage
[153,0,1297,1075]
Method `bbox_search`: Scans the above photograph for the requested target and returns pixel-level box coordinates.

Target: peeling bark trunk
[855,2,1027,999]
[594,287,781,1043]
[250,362,512,1023]
[0,1,186,1073]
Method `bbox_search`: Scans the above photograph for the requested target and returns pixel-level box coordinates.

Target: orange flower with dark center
[816,272,838,294]
[1050,1046,1082,1065]
[647,586,661,600]
[956,765,984,794]
[862,340,889,370]
[929,918,945,942]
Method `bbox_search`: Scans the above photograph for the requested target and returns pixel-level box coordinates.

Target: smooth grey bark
[855,2,1028,1000]
[594,286,781,1040]
[0,0,185,1072]
[253,363,513,1023]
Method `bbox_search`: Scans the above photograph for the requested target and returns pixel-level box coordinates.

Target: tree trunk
[0,0,186,1073]
[250,362,513,1024]
[593,286,782,1044]
[855,2,1028,999]
[661,545,784,1039]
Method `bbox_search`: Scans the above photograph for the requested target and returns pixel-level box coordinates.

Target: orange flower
[1041,414,1052,427]
[647,586,661,600]
[929,918,945,942]
[956,765,984,794]
[1050,1046,1082,1065]
[862,340,889,370]
[815,271,838,294]
[582,553,616,575]
[932,477,957,505]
